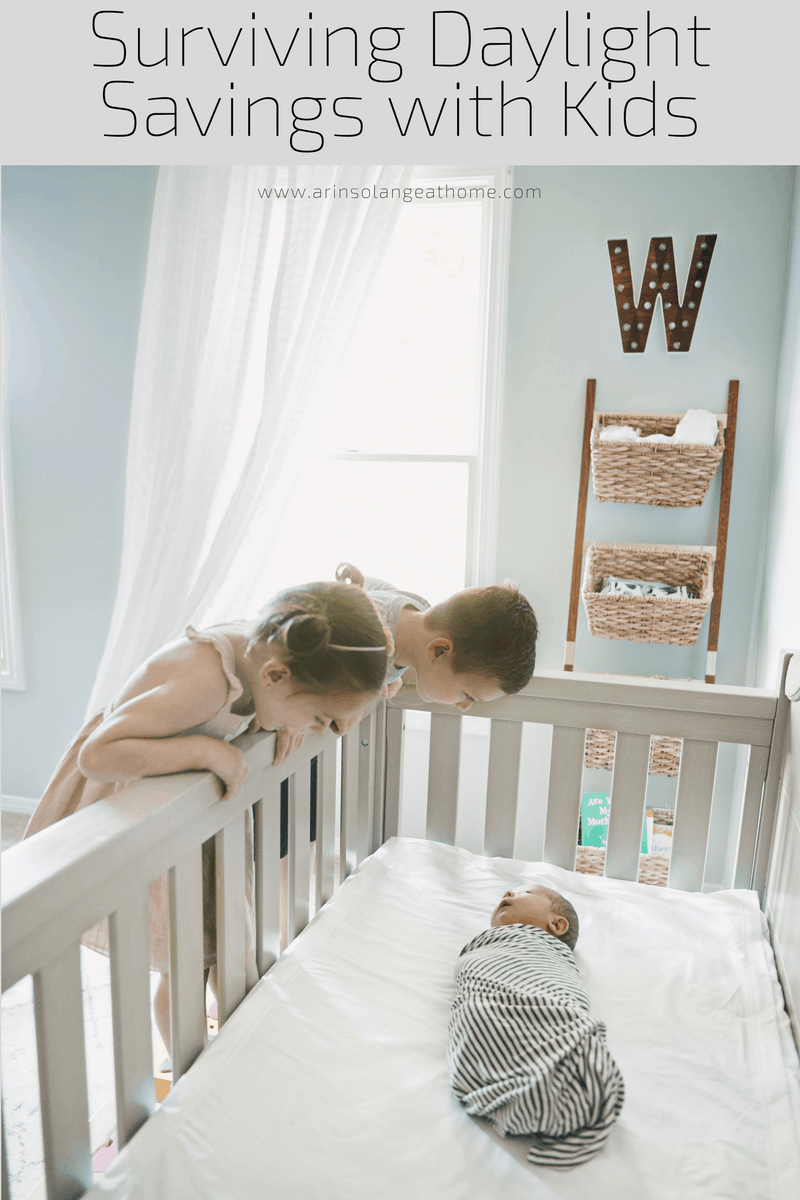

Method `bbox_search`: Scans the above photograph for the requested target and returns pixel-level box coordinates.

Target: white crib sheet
[92,837,800,1200]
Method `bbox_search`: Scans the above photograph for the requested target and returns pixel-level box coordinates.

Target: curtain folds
[88,164,411,713]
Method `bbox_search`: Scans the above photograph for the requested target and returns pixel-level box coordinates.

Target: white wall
[755,175,800,688]
[1,167,158,800]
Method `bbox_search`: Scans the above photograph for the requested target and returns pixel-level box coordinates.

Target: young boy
[279,567,538,861]
[337,564,539,711]
[448,884,625,1168]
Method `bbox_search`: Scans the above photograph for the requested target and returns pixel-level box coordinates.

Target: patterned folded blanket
[447,924,624,1167]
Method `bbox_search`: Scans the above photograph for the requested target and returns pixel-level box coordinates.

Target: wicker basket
[592,412,724,507]
[582,542,714,645]
[585,729,682,776]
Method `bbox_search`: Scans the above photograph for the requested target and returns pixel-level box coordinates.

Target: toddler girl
[25,580,389,1051]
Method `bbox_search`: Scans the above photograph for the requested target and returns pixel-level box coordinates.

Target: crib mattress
[92,837,800,1200]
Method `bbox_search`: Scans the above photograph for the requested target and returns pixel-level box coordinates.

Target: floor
[2,810,29,852]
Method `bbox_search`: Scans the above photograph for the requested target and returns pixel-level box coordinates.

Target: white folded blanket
[448,925,625,1168]
[599,576,697,599]
[673,409,718,445]
[598,409,718,446]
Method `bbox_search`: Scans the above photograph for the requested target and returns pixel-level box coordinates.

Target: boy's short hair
[424,582,538,695]
[549,892,579,951]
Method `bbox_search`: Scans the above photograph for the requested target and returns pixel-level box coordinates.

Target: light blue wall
[2,166,158,799]
[497,166,795,886]
[499,166,795,686]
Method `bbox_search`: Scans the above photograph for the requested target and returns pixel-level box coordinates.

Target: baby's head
[244,581,388,733]
[491,885,579,951]
[416,582,539,708]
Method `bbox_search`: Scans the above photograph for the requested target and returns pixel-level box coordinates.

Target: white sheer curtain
[88,164,411,713]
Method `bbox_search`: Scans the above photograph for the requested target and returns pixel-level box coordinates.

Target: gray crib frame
[1,657,792,1200]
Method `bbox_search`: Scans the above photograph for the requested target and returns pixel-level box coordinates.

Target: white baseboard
[2,793,37,815]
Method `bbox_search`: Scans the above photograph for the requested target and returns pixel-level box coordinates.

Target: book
[581,793,650,855]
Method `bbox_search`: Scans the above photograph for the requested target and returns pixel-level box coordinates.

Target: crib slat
[543,726,586,870]
[427,713,462,844]
[254,781,281,975]
[605,732,651,881]
[287,767,311,943]
[384,707,405,841]
[108,890,156,1146]
[484,720,523,858]
[734,744,770,889]
[340,729,360,879]
[371,702,388,854]
[356,712,376,865]
[669,739,719,891]
[168,850,206,1082]
[33,943,92,1200]
[215,813,247,1025]
[318,745,337,906]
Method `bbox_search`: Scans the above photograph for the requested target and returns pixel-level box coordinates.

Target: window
[260,166,511,604]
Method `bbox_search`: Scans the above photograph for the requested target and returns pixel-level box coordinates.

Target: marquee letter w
[608,235,716,354]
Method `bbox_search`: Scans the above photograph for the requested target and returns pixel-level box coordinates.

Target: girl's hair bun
[250,580,387,696]
[335,562,365,588]
[282,612,330,658]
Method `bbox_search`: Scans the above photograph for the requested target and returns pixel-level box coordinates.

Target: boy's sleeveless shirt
[362,576,430,684]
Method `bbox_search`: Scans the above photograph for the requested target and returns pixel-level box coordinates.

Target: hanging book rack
[564,378,739,687]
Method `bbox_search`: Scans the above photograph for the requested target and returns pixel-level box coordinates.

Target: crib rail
[2,666,788,1200]
[2,717,380,1200]
[386,666,784,898]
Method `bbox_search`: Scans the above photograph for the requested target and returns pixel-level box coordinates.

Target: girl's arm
[78,645,248,799]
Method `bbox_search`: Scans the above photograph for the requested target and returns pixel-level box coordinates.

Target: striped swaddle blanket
[447,924,624,1167]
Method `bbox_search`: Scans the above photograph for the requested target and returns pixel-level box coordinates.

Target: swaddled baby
[447,885,624,1167]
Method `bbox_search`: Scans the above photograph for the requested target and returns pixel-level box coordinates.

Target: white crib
[2,658,797,1200]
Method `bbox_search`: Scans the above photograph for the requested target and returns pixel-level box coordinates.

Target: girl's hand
[381,678,404,700]
[329,713,359,737]
[274,728,306,765]
[203,740,249,800]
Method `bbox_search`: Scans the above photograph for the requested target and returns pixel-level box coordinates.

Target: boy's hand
[274,728,306,765]
[203,740,249,800]
[381,678,404,700]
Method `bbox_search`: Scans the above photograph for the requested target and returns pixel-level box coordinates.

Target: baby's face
[491,885,567,939]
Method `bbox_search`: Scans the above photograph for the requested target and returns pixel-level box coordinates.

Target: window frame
[328,165,512,588]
